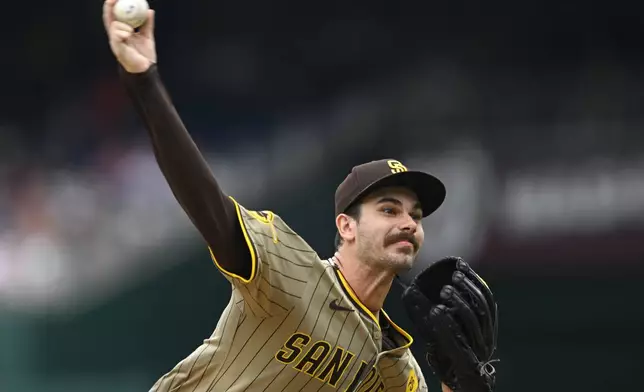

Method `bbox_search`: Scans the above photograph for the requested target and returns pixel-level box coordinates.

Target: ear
[335,213,357,243]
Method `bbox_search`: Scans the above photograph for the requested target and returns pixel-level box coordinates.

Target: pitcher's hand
[103,0,156,73]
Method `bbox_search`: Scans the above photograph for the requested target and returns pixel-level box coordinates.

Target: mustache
[385,232,419,251]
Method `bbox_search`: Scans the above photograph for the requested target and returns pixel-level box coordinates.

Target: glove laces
[478,358,500,377]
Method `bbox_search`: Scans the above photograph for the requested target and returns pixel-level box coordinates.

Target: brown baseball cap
[334,159,446,218]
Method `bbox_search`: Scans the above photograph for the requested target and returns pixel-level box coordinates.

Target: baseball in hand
[113,0,150,29]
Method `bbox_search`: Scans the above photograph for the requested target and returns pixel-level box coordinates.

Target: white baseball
[113,0,150,29]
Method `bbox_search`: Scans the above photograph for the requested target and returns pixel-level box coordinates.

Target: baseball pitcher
[102,2,499,391]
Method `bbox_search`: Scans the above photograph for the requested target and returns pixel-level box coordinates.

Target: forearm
[441,383,452,392]
[118,65,248,275]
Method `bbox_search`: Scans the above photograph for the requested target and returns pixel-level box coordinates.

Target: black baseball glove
[400,257,499,392]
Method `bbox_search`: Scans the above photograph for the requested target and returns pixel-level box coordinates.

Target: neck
[333,251,396,315]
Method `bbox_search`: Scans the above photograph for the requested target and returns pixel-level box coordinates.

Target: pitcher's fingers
[110,21,135,33]
[110,29,133,42]
[102,0,118,30]
[140,10,155,38]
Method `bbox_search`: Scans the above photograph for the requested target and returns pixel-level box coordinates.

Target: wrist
[118,62,157,78]
[121,61,155,74]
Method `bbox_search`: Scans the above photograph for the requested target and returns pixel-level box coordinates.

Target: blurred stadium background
[1,0,643,391]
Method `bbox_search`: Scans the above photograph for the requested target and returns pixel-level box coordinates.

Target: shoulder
[233,201,326,267]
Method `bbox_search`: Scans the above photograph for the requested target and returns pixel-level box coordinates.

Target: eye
[381,207,397,215]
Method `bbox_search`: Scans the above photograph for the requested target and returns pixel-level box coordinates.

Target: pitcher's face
[354,186,424,271]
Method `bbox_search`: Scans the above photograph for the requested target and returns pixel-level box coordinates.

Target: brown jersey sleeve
[118,64,251,279]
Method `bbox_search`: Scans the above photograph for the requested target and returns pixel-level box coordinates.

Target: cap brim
[352,171,446,217]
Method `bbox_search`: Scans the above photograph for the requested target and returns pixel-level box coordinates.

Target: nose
[400,215,418,234]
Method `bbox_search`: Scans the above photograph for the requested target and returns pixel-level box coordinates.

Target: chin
[384,253,415,271]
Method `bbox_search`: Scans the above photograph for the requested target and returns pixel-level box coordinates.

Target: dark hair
[334,202,362,250]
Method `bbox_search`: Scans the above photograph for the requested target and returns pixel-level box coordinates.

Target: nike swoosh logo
[329,298,354,312]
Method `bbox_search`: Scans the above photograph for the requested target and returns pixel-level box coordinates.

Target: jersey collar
[329,257,414,350]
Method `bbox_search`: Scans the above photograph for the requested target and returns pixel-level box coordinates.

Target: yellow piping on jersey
[335,267,415,349]
[208,196,257,284]
[381,309,414,350]
[335,269,380,327]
